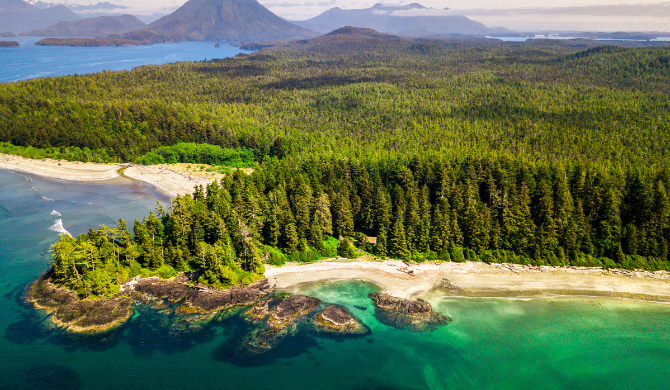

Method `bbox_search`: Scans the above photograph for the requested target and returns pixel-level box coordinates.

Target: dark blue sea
[0,36,251,83]
[1,170,670,389]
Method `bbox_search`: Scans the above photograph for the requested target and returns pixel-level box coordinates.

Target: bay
[0,36,251,83]
[1,170,669,390]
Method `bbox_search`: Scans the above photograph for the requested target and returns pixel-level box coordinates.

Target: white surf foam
[50,210,61,217]
[48,218,71,237]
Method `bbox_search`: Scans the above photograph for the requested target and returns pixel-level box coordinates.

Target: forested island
[36,38,146,47]
[1,29,669,334]
[0,41,19,47]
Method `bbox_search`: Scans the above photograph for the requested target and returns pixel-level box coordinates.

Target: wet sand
[265,260,670,303]
[0,153,216,197]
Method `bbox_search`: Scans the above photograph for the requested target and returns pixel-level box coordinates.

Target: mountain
[68,2,126,12]
[28,1,126,11]
[148,0,318,41]
[293,3,494,36]
[21,14,146,37]
[0,0,79,33]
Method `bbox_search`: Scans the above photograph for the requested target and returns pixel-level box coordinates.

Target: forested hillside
[3,35,670,295]
[1,38,668,167]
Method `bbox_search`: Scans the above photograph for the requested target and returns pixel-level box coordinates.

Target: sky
[62,0,670,32]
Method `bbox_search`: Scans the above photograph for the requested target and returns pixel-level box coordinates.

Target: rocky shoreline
[28,271,451,354]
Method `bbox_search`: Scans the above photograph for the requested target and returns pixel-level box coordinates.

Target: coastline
[265,260,670,303]
[0,153,218,198]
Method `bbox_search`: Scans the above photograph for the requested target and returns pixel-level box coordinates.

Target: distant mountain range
[293,3,503,36]
[0,0,79,33]
[21,14,145,37]
[27,1,126,11]
[148,0,317,41]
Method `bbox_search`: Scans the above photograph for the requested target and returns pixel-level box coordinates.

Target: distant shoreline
[0,153,217,198]
[266,260,670,303]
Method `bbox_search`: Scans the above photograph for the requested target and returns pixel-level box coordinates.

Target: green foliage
[2,41,670,169]
[31,39,670,298]
[337,238,357,259]
[0,142,116,163]
[135,142,254,167]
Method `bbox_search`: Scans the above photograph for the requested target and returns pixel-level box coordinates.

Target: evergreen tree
[388,216,409,259]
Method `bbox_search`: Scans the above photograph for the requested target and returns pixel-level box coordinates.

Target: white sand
[0,153,215,197]
[265,260,670,302]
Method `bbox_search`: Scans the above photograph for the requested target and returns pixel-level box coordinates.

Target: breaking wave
[48,210,71,236]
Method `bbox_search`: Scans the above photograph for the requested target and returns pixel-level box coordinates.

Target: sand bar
[266,260,670,303]
[0,153,216,197]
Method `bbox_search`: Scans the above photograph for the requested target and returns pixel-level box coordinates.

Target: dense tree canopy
[6,36,670,296]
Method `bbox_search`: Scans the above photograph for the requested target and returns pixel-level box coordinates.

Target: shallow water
[0,36,251,83]
[1,170,670,389]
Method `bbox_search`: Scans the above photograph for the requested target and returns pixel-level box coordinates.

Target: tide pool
[1,169,669,390]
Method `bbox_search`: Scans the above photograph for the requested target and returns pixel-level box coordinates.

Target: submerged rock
[368,293,451,332]
[242,294,321,353]
[240,294,368,354]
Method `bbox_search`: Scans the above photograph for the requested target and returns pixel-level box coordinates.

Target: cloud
[263,0,335,7]
[452,2,670,18]
[390,9,453,17]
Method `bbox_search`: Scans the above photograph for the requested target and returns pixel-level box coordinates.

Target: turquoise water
[0,36,251,83]
[1,169,670,389]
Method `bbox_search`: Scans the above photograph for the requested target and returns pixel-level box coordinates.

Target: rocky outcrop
[368,293,451,332]
[240,294,369,354]
[312,305,369,336]
[29,276,132,333]
[29,273,273,334]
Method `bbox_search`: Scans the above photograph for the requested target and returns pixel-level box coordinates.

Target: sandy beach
[0,153,219,197]
[266,260,670,303]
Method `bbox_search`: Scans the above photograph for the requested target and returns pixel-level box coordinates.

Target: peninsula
[0,27,667,345]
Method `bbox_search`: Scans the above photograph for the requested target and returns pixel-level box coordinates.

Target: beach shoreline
[0,153,217,198]
[265,260,670,304]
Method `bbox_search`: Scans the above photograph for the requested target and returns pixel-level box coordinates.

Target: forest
[2,36,669,296]
[52,156,670,298]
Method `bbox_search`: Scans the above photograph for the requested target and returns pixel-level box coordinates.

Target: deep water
[1,169,670,390]
[0,36,251,83]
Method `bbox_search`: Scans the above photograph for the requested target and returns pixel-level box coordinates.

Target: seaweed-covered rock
[242,294,320,353]
[312,305,370,336]
[368,293,451,332]
[182,279,270,313]
[241,294,369,354]
[52,297,133,333]
[29,273,273,334]
[132,275,191,302]
[29,275,77,310]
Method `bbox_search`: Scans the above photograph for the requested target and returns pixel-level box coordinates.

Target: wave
[50,210,61,217]
[42,196,55,202]
[48,218,71,237]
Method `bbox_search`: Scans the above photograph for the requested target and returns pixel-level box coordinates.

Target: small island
[0,41,19,47]
[36,38,144,47]
[1,32,17,37]
[36,30,186,47]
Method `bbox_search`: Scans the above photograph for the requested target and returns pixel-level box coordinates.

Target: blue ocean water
[1,170,670,390]
[0,36,251,83]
